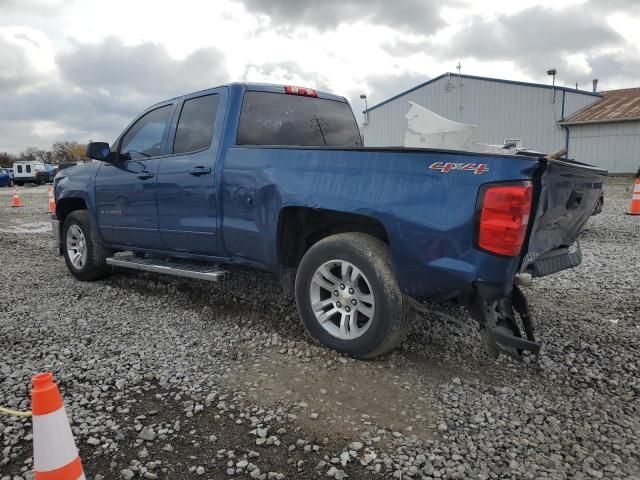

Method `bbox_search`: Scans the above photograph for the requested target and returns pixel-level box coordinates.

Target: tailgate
[522,158,606,274]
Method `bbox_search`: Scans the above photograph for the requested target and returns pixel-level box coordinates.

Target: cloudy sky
[1,0,639,153]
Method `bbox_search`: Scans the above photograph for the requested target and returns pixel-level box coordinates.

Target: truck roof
[149,83,349,110]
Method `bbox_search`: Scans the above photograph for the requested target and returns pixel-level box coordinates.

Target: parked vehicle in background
[0,168,13,187]
[52,83,607,361]
[12,161,52,185]
[57,162,77,172]
[44,163,57,179]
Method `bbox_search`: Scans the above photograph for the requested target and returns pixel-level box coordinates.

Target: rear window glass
[26,165,31,173]
[173,94,220,154]
[237,92,362,147]
[17,165,22,173]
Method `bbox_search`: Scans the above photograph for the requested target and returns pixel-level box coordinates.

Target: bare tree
[3,141,88,166]
[34,149,52,163]
[19,146,39,161]
[0,152,16,168]
[51,141,86,163]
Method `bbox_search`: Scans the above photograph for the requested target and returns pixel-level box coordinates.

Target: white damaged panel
[403,101,477,150]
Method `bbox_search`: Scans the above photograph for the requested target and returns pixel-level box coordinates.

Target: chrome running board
[106,255,227,282]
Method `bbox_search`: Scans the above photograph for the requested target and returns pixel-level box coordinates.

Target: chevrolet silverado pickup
[52,83,606,360]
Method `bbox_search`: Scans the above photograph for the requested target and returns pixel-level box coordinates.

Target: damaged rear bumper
[468,244,583,360]
[468,282,541,361]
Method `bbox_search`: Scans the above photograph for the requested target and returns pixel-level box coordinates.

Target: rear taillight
[477,183,533,257]
[284,85,318,97]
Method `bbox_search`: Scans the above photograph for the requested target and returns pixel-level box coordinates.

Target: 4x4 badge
[430,162,489,175]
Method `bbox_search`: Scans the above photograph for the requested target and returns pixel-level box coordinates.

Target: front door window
[120,105,172,160]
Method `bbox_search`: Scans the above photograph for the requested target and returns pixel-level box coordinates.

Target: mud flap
[468,285,541,361]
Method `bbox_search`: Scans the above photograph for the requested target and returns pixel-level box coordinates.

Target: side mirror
[86,142,115,162]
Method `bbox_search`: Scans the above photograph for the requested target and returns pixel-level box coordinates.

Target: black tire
[16,181,24,186]
[295,233,412,358]
[62,210,111,281]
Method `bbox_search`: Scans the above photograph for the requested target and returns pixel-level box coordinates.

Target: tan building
[560,88,640,174]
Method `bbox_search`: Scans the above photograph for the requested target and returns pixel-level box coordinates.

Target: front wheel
[295,233,412,358]
[62,210,111,281]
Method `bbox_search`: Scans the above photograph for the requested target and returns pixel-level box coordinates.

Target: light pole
[547,68,557,104]
[360,94,369,126]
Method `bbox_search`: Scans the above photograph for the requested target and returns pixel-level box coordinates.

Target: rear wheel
[295,233,412,358]
[62,210,111,281]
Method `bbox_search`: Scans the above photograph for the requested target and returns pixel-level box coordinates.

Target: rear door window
[173,94,220,154]
[237,92,362,147]
[121,105,173,160]
[17,165,22,173]
[26,165,31,173]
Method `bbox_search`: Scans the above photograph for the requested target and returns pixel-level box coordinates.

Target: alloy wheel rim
[309,259,375,340]
[66,224,87,270]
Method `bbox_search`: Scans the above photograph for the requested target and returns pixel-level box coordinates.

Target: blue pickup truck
[52,83,606,360]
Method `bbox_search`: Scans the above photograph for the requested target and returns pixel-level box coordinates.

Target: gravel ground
[0,179,638,480]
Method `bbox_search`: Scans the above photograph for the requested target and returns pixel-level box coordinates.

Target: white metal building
[560,88,640,174]
[361,73,610,164]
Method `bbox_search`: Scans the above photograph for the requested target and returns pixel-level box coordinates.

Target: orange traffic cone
[11,189,22,208]
[627,175,640,215]
[31,372,86,480]
[48,187,56,214]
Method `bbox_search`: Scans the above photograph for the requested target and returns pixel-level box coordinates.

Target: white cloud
[0,26,57,91]
[0,0,638,153]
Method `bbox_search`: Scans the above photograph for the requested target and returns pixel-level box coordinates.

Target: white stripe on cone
[33,406,80,472]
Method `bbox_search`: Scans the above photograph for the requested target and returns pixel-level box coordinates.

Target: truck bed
[221,145,606,302]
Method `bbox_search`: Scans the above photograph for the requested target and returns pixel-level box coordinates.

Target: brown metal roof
[562,88,640,125]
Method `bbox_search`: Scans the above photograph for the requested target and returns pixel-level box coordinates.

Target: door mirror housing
[86,142,116,162]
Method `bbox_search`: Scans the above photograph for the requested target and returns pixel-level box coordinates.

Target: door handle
[189,166,212,176]
[137,171,154,180]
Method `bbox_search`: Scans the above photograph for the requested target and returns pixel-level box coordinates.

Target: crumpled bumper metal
[469,283,541,361]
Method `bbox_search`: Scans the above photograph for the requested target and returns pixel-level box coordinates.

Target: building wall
[568,121,640,173]
[362,75,599,155]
